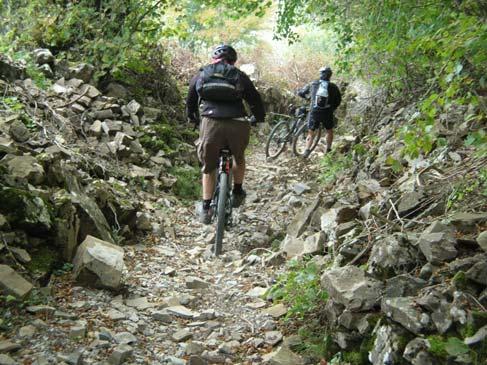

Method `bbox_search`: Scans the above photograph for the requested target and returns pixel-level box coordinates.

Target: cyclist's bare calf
[202,157,245,200]
[306,128,333,152]
[202,171,217,200]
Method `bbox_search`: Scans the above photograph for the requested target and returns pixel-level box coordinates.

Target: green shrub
[319,151,352,185]
[169,165,201,202]
[268,258,328,319]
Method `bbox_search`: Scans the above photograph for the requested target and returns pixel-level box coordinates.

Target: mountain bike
[211,147,234,256]
[265,106,311,159]
[292,115,322,157]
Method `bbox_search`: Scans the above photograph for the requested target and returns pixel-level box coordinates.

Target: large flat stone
[0,265,33,299]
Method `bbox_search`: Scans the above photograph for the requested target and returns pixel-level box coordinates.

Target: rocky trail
[1,103,323,365]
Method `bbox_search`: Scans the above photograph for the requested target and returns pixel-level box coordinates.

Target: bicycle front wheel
[292,123,322,157]
[265,120,290,159]
[214,172,229,256]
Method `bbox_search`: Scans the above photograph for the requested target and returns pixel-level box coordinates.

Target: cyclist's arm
[297,84,311,99]
[240,73,266,123]
[186,75,200,124]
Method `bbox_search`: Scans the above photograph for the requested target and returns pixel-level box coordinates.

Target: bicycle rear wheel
[292,123,322,157]
[265,120,290,159]
[214,172,229,256]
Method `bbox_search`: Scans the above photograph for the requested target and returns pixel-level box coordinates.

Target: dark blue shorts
[308,108,335,130]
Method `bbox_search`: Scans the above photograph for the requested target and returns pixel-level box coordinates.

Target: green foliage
[427,335,481,363]
[465,130,487,157]
[53,262,74,276]
[446,166,487,210]
[267,258,328,319]
[319,151,352,184]
[293,327,335,360]
[1,0,174,79]
[25,246,59,274]
[169,165,201,202]
[276,0,486,155]
[168,0,270,51]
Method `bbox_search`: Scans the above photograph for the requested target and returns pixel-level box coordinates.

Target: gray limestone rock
[9,120,30,142]
[381,297,430,334]
[287,197,321,238]
[72,235,125,290]
[18,325,36,338]
[403,338,435,365]
[57,351,82,365]
[262,304,288,318]
[262,346,304,365]
[188,356,207,365]
[367,234,418,278]
[280,235,305,259]
[0,354,16,365]
[384,275,427,298]
[477,231,487,252]
[321,265,383,311]
[166,306,200,319]
[0,187,52,235]
[466,258,487,285]
[418,222,457,264]
[450,212,487,233]
[303,232,325,255]
[369,325,407,365]
[0,265,33,299]
[114,332,137,345]
[293,183,310,195]
[0,341,21,353]
[397,191,424,216]
[186,341,205,355]
[9,247,31,264]
[105,82,128,99]
[69,63,94,83]
[7,155,46,185]
[108,344,133,365]
[0,56,25,81]
[33,48,54,66]
[125,297,155,310]
[264,331,283,347]
[185,277,211,289]
[26,305,55,315]
[172,329,192,342]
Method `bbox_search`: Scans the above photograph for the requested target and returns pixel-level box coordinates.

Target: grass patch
[268,258,328,319]
[319,151,353,185]
[169,164,201,202]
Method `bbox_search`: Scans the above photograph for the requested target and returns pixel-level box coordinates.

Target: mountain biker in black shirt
[298,66,341,157]
[186,44,265,224]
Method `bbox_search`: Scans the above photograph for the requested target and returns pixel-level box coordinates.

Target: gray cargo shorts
[197,116,250,173]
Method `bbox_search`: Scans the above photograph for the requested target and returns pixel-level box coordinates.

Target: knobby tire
[292,123,322,157]
[265,120,290,159]
[214,172,229,256]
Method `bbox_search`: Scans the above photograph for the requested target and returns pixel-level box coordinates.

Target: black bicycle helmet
[212,44,238,63]
[320,66,332,77]
[320,66,333,80]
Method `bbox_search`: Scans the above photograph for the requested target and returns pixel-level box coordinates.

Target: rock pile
[0,51,192,295]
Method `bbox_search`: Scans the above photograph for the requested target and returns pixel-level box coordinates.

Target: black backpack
[196,63,243,102]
